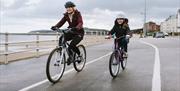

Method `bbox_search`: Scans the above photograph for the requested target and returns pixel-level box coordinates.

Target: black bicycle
[108,36,129,78]
[46,28,86,83]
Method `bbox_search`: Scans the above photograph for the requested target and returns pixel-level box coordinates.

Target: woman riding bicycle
[108,13,131,57]
[51,1,84,65]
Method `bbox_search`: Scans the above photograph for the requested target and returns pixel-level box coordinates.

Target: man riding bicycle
[108,13,131,57]
[51,1,84,65]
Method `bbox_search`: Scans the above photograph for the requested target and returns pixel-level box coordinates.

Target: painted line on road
[140,40,161,91]
[19,52,112,91]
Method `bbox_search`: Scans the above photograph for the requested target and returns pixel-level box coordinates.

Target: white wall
[177,9,180,32]
[160,10,180,33]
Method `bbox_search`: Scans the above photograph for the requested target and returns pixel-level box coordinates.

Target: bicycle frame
[56,29,74,63]
[113,37,125,62]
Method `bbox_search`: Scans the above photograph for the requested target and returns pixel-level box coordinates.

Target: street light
[143,0,147,37]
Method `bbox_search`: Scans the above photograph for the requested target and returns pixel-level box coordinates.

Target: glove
[51,26,57,30]
[71,27,77,31]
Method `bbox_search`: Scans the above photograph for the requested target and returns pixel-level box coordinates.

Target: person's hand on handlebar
[64,27,76,33]
[51,26,58,31]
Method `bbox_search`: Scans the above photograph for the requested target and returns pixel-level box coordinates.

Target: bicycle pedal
[57,60,60,63]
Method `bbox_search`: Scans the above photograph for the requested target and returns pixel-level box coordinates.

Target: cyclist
[51,1,84,65]
[108,13,131,57]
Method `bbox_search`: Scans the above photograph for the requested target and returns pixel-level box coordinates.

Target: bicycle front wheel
[121,57,127,70]
[46,47,66,83]
[109,52,120,78]
[73,45,86,72]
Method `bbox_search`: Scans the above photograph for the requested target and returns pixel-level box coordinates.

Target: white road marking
[19,52,112,91]
[140,40,161,91]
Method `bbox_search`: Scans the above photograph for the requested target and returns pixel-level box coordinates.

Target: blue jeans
[118,37,128,52]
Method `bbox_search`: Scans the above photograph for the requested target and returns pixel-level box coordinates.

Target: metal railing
[0,32,58,64]
[0,31,109,64]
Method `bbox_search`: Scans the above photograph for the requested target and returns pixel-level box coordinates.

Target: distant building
[131,28,143,34]
[160,9,180,34]
[29,28,109,35]
[144,21,160,33]
[84,27,109,35]
[178,9,180,31]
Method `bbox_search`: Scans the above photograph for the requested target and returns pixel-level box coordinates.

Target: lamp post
[143,0,147,37]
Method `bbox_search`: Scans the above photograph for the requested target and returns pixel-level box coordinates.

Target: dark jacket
[55,10,84,35]
[109,19,130,38]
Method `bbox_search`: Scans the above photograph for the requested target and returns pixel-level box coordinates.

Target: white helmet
[116,13,126,19]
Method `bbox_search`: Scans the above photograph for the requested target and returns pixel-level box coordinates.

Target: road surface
[0,37,179,91]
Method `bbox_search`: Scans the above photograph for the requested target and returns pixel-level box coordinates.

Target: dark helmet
[64,1,76,8]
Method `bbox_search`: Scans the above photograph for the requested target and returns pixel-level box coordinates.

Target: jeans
[118,37,128,52]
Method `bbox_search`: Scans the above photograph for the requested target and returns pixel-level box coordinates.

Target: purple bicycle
[108,35,129,78]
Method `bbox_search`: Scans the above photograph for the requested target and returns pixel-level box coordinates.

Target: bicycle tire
[46,47,66,83]
[73,45,86,72]
[109,52,120,78]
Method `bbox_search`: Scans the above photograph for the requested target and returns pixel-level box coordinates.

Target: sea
[0,34,58,52]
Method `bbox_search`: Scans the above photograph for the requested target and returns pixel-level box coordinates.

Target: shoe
[76,54,83,64]
[123,52,128,58]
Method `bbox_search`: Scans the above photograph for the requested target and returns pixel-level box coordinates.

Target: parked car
[153,32,165,38]
[164,32,169,36]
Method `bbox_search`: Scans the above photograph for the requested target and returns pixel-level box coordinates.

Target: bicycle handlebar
[53,27,72,34]
[105,35,131,40]
[114,36,126,40]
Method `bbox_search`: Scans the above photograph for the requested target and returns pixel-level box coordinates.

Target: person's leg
[122,38,128,52]
[118,38,127,51]
[69,35,83,55]
[118,39,123,49]
[59,35,63,46]
[119,38,128,57]
[64,33,74,65]
[64,33,74,56]
[123,38,128,52]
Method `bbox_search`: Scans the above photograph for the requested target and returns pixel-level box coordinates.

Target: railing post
[85,31,87,35]
[56,32,59,47]
[36,32,39,57]
[5,32,9,64]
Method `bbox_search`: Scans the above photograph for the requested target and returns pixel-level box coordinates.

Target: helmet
[116,13,126,19]
[64,1,76,8]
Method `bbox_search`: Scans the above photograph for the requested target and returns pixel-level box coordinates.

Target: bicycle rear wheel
[46,47,66,83]
[109,52,120,78]
[73,45,86,72]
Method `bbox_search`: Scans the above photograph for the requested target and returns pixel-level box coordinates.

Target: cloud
[1,0,179,33]
[83,8,126,30]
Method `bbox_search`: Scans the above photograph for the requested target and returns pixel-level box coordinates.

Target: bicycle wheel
[46,47,66,83]
[109,52,120,78]
[73,45,86,72]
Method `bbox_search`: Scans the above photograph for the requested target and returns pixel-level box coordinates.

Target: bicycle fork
[54,48,65,66]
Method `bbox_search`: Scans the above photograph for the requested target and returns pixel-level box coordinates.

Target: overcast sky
[0,0,180,33]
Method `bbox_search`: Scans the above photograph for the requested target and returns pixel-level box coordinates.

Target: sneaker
[123,52,128,58]
[76,54,83,64]
[67,56,73,65]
